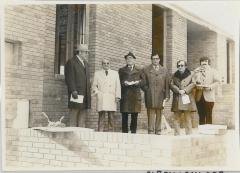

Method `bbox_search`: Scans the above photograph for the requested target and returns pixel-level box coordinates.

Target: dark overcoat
[65,56,91,109]
[118,65,145,113]
[142,65,170,109]
[170,69,197,112]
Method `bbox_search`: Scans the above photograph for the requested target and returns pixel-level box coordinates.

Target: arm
[170,77,180,94]
[91,72,99,95]
[165,71,170,99]
[116,72,121,99]
[209,69,221,89]
[65,60,76,93]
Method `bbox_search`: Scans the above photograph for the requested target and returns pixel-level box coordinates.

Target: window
[55,4,89,75]
[5,41,21,66]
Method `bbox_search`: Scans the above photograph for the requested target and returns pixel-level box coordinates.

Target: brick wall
[86,4,152,131]
[5,128,228,169]
[5,5,48,127]
[166,9,187,73]
[187,31,217,71]
[41,5,69,127]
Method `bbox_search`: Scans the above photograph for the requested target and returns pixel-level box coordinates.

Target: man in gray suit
[193,56,220,125]
[65,44,91,127]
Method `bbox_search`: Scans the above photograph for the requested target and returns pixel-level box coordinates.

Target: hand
[124,81,129,86]
[115,98,121,102]
[179,90,185,95]
[72,91,78,99]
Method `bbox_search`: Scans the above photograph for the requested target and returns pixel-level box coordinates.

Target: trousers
[122,112,138,133]
[98,111,115,132]
[69,108,87,127]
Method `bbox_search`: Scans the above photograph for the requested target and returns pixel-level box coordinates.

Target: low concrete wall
[5,128,227,170]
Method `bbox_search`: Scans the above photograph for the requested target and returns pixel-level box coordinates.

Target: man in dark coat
[142,53,170,135]
[119,52,145,133]
[65,44,91,127]
[170,60,196,135]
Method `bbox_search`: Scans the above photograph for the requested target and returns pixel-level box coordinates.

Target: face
[102,59,110,70]
[79,50,89,59]
[151,54,160,66]
[125,56,135,66]
[200,60,209,66]
[177,61,186,73]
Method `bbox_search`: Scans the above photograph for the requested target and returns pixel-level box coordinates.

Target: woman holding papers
[170,60,197,135]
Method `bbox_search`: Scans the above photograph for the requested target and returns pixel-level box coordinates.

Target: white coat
[92,69,121,112]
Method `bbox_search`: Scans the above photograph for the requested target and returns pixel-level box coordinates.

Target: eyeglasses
[102,62,110,65]
[177,64,185,68]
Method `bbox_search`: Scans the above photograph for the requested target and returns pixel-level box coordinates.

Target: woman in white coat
[92,58,121,131]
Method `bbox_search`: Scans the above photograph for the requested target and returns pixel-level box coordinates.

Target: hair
[124,52,136,59]
[199,56,211,65]
[176,60,187,67]
[151,52,160,59]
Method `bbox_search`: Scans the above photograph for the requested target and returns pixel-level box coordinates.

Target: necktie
[105,70,108,76]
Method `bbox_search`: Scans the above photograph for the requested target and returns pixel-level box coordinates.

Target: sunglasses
[177,64,185,68]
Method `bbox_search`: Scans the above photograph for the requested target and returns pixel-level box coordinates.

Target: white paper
[181,94,190,104]
[70,94,84,103]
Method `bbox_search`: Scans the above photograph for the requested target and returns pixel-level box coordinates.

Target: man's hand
[72,91,78,99]
[115,97,121,102]
[179,90,185,95]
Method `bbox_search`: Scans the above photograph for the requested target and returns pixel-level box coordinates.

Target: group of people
[65,44,220,136]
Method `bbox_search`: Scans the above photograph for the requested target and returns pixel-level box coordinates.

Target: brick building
[4,4,235,130]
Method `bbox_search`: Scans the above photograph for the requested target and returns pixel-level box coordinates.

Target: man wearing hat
[65,44,91,127]
[118,52,145,133]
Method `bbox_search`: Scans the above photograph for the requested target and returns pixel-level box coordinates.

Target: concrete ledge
[5,127,229,170]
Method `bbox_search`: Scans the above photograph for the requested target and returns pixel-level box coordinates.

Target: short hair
[151,52,160,59]
[177,60,187,67]
[200,56,211,64]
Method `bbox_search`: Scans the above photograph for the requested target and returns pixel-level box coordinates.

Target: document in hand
[70,94,84,103]
[181,94,190,104]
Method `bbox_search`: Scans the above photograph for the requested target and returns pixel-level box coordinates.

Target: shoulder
[119,66,127,72]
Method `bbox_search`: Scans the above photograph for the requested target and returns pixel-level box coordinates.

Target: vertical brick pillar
[86,4,152,131]
[166,9,187,74]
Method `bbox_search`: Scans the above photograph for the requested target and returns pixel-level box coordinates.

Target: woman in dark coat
[170,60,196,135]
[118,52,145,133]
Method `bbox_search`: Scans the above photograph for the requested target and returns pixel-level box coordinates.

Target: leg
[98,111,105,132]
[184,111,193,135]
[155,109,162,135]
[147,109,155,134]
[122,113,128,133]
[108,111,115,132]
[173,111,181,136]
[205,101,214,124]
[130,113,138,133]
[196,95,207,125]
[78,109,87,127]
[69,109,79,127]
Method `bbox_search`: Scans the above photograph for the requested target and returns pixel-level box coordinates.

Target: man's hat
[124,52,136,59]
[75,44,89,52]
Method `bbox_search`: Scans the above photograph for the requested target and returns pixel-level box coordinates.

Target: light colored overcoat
[92,69,121,112]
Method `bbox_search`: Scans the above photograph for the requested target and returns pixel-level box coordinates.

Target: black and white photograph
[1,0,240,172]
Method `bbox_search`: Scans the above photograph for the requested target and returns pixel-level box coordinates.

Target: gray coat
[142,65,170,109]
[119,65,145,113]
[65,56,91,109]
[170,69,197,112]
